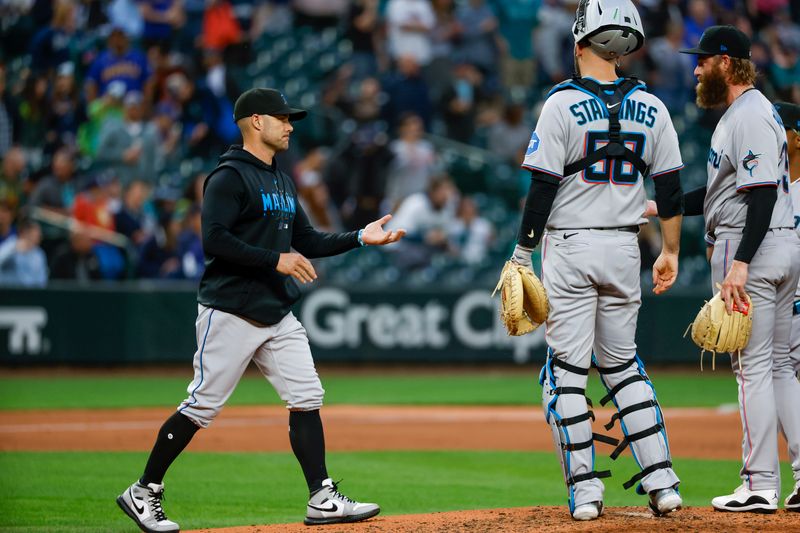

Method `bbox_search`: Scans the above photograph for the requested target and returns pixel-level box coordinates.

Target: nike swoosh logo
[130,488,145,515]
[607,102,620,109]
[527,229,535,238]
[563,232,579,239]
[309,500,340,513]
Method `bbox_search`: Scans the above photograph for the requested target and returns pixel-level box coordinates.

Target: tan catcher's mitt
[492,260,549,336]
[685,285,753,370]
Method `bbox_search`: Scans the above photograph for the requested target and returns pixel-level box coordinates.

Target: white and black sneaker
[649,487,682,516]
[711,483,778,513]
[117,481,180,532]
[571,501,603,521]
[786,482,800,512]
[304,478,380,526]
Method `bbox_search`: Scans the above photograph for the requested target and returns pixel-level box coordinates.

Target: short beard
[696,62,729,108]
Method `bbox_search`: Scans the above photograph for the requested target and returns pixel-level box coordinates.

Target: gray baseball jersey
[529,79,680,511]
[523,88,683,229]
[704,88,800,493]
[703,89,794,237]
[793,179,800,300]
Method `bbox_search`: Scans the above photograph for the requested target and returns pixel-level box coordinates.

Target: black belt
[555,226,639,233]
[794,301,800,316]
[594,226,639,233]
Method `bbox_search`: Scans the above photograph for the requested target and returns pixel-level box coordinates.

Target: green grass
[0,372,738,410]
[0,450,795,532]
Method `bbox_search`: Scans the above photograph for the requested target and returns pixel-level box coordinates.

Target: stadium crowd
[0,0,798,287]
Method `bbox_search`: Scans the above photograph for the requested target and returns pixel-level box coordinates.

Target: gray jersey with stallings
[522,87,682,230]
[703,89,793,236]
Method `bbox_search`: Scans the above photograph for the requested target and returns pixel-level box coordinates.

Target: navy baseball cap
[680,25,751,59]
[233,88,307,122]
[774,101,800,132]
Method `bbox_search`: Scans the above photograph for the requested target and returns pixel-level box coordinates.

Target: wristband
[358,229,366,246]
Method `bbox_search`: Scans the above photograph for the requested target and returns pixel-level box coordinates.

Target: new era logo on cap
[680,25,751,59]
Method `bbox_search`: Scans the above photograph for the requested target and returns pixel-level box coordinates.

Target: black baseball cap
[680,25,751,59]
[774,102,800,132]
[233,88,307,122]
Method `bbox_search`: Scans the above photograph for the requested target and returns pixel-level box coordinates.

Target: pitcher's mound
[186,506,799,533]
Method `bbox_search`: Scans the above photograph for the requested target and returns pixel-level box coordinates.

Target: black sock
[289,410,328,493]
[140,411,200,485]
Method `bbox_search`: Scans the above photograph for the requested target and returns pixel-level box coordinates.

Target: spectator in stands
[345,0,382,79]
[175,203,203,280]
[0,199,15,246]
[385,174,458,269]
[440,62,486,143]
[294,146,340,231]
[382,55,433,131]
[72,175,116,234]
[768,14,800,101]
[153,101,183,173]
[47,62,86,150]
[107,0,144,39]
[0,146,27,211]
[487,102,531,165]
[29,147,77,214]
[682,0,714,51]
[250,0,293,38]
[427,0,460,100]
[202,0,243,52]
[77,80,126,158]
[454,0,499,84]
[385,0,436,68]
[325,122,394,230]
[164,71,222,158]
[28,0,78,75]
[114,179,152,246]
[137,212,181,279]
[18,73,49,149]
[96,91,159,185]
[292,0,350,31]
[535,0,574,85]
[138,0,185,51]
[0,218,48,287]
[646,21,694,114]
[85,25,152,102]
[202,49,241,145]
[449,195,493,265]
[492,0,540,96]
[49,228,104,281]
[385,112,438,209]
[0,64,23,157]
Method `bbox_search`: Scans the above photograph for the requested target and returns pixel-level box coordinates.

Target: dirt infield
[2,404,797,531]
[184,507,800,533]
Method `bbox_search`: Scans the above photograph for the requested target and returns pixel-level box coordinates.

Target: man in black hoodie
[117,88,406,533]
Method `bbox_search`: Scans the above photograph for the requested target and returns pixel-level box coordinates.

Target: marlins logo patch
[527,132,541,155]
[742,150,761,176]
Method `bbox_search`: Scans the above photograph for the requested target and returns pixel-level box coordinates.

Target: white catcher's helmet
[572,0,645,60]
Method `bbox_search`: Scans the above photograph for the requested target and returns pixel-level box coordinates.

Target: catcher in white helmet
[511,0,684,521]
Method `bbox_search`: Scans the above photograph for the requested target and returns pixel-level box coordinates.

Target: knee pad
[594,354,673,491]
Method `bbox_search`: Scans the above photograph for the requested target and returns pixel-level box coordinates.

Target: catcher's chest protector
[549,77,650,178]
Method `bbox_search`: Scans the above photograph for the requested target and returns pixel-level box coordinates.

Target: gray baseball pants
[178,305,324,428]
[711,228,800,491]
[540,228,679,512]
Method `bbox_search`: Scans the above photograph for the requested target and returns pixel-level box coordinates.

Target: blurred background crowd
[0,0,799,289]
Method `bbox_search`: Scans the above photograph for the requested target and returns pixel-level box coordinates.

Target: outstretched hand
[361,214,406,246]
